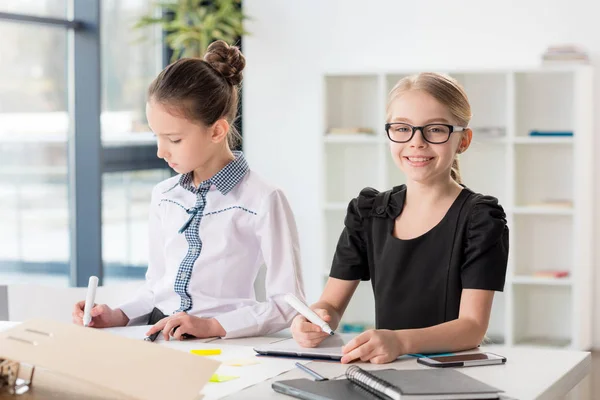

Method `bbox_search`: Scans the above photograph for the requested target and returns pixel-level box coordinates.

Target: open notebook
[273,366,503,400]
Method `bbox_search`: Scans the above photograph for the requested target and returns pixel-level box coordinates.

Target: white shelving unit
[320,67,593,350]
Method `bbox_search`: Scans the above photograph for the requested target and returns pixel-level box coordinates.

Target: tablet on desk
[254,334,354,360]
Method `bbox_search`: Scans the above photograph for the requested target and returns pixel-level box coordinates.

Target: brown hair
[387,72,471,184]
[148,40,246,148]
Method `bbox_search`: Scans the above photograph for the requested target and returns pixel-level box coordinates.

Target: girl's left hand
[341,329,407,364]
[146,312,226,341]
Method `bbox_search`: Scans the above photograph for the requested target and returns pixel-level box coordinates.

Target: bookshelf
[319,66,593,350]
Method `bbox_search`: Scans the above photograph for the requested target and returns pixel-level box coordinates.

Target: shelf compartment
[325,75,380,135]
[514,144,573,207]
[513,214,573,277]
[513,285,571,348]
[515,71,574,138]
[451,72,508,131]
[460,139,507,203]
[324,142,382,203]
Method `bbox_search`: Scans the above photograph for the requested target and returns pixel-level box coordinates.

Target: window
[101,0,162,143]
[100,1,168,282]
[103,169,171,284]
[1,2,173,287]
[0,0,67,19]
[0,21,69,286]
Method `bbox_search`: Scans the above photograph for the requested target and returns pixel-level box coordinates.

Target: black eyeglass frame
[384,123,467,144]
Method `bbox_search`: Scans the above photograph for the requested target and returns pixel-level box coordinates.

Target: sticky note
[190,349,222,356]
[209,374,239,383]
[223,358,260,367]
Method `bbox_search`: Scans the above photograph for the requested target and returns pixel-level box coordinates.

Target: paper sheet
[197,344,311,400]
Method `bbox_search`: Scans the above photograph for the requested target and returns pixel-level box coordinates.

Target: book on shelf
[326,127,375,135]
[529,130,573,137]
[475,126,506,138]
[532,270,570,279]
[525,199,573,208]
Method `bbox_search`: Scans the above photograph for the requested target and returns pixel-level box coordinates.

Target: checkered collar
[179,151,249,195]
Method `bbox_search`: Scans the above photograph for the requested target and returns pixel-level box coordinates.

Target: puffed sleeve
[461,196,509,291]
[329,188,378,281]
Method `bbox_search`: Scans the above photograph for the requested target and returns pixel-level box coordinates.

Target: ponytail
[450,156,462,184]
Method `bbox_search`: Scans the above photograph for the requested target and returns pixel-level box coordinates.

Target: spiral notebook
[272,366,502,400]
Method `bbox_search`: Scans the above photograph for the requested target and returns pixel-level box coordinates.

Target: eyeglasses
[385,123,467,144]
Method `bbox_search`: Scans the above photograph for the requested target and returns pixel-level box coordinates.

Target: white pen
[83,276,99,327]
[284,293,334,335]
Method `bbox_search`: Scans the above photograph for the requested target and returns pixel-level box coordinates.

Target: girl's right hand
[291,308,333,348]
[71,301,129,328]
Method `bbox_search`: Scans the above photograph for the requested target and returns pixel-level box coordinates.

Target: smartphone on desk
[417,352,506,368]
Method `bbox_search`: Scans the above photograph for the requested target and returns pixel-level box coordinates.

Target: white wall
[242,0,600,345]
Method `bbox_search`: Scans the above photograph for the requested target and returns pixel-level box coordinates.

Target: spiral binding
[345,365,401,400]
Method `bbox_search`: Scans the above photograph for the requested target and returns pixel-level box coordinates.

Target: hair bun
[204,40,245,86]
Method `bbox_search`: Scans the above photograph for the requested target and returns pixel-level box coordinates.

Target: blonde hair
[386,72,472,184]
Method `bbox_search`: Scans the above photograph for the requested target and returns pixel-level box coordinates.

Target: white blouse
[118,152,305,338]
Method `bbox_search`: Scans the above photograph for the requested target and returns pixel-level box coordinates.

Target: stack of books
[541,45,589,64]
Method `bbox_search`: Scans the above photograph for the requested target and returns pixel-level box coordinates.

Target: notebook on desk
[273,367,503,400]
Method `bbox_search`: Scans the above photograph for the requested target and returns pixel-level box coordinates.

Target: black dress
[329,185,509,331]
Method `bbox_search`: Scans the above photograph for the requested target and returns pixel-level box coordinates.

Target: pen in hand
[82,276,99,327]
[285,293,334,335]
[144,325,193,342]
[144,330,161,342]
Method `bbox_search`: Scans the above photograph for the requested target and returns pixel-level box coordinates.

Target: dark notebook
[272,368,502,400]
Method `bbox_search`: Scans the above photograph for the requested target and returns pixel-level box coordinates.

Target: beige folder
[0,319,219,399]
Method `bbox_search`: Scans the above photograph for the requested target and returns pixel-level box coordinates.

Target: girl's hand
[291,308,332,348]
[72,302,129,328]
[145,312,226,341]
[341,329,407,364]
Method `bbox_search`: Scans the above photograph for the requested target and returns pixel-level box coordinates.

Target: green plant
[134,0,249,62]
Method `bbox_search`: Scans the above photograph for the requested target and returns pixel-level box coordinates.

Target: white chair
[0,281,144,323]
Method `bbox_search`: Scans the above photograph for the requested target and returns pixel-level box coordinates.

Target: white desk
[0,322,591,400]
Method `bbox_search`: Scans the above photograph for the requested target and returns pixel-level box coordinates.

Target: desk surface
[0,322,591,400]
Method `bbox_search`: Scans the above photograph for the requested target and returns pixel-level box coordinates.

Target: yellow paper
[223,358,260,367]
[190,349,222,356]
[209,374,239,383]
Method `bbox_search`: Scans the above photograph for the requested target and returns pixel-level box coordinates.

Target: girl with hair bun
[73,41,305,341]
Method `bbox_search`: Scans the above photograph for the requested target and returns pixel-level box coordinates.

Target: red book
[533,270,570,278]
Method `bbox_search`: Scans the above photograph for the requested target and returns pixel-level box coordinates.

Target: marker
[82,276,99,327]
[284,293,334,335]
[295,362,328,381]
[144,331,161,342]
[144,325,193,342]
